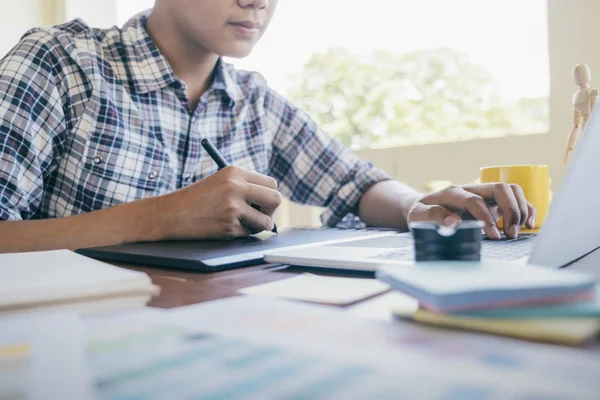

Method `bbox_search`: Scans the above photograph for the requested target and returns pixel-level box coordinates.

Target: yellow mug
[480,164,551,230]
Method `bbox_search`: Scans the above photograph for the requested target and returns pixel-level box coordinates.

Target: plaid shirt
[0,12,389,226]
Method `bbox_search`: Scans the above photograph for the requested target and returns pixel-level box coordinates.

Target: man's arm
[264,85,536,238]
[0,197,162,253]
[264,89,390,226]
[0,166,281,253]
[357,180,421,231]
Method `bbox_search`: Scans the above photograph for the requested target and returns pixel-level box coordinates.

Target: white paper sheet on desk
[162,297,600,398]
[0,311,94,400]
[79,299,599,399]
[85,313,431,399]
[239,274,390,305]
[346,291,419,322]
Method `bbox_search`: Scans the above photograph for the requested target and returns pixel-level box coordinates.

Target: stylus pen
[201,138,278,234]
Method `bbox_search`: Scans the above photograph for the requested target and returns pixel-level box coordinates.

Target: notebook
[376,260,596,312]
[0,250,159,315]
[453,285,600,319]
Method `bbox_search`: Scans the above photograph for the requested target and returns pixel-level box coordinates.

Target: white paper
[239,274,390,305]
[346,291,419,322]
[79,296,600,398]
[0,311,94,400]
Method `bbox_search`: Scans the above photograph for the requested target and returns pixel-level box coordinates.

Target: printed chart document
[82,297,600,399]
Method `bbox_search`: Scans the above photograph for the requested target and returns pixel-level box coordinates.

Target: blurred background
[1,0,599,227]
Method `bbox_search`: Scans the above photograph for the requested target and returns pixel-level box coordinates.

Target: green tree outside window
[287,47,549,150]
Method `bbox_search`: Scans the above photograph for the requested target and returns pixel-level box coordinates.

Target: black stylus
[201,138,278,234]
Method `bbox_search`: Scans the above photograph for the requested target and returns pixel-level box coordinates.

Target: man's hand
[158,166,282,239]
[407,183,536,239]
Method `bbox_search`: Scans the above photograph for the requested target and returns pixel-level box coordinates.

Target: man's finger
[447,187,501,239]
[244,183,282,216]
[240,169,278,189]
[219,220,252,239]
[526,202,537,229]
[486,203,501,222]
[462,183,497,203]
[492,183,521,238]
[463,184,519,238]
[510,184,529,228]
[239,203,275,233]
[409,204,462,226]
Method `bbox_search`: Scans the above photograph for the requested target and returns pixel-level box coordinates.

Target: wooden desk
[117,244,600,309]
[104,250,600,399]
[116,263,292,308]
[117,262,376,309]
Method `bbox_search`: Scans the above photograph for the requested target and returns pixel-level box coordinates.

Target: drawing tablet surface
[76,228,395,272]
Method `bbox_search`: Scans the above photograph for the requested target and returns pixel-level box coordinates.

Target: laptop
[265,106,600,271]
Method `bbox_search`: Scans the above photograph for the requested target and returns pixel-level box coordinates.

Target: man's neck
[146,9,219,111]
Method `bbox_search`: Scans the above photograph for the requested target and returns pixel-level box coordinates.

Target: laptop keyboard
[480,234,536,260]
[370,234,536,262]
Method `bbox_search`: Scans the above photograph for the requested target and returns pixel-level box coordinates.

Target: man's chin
[220,44,255,59]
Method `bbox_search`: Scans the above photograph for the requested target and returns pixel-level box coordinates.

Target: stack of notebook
[376,261,600,345]
[0,250,160,315]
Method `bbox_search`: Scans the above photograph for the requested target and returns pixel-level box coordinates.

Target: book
[0,250,159,315]
[453,285,600,319]
[376,260,596,312]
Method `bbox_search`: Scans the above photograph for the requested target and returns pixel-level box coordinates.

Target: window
[115,0,549,150]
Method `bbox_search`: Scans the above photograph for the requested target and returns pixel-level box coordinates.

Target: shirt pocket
[82,130,171,201]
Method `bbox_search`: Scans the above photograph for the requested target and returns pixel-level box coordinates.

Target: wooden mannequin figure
[565,64,600,164]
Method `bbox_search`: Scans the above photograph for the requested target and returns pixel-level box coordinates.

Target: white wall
[0,0,45,58]
[0,0,117,61]
[65,0,116,28]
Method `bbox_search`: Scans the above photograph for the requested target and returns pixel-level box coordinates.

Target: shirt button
[93,155,103,165]
[184,173,192,182]
[148,170,158,180]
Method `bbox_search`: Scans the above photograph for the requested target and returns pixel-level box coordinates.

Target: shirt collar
[120,11,244,105]
[120,11,179,94]
[211,59,245,105]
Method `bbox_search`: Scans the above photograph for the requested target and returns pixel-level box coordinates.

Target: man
[0,0,535,253]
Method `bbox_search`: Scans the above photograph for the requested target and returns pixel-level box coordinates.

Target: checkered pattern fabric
[0,11,390,226]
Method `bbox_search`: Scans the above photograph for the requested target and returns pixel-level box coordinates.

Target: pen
[201,138,229,169]
[201,138,278,234]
